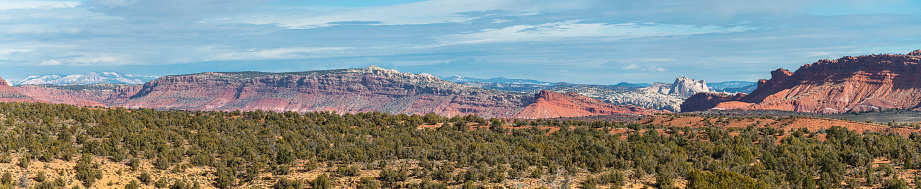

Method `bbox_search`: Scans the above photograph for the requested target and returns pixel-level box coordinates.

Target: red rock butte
[4,66,663,118]
[683,51,921,113]
[513,90,667,119]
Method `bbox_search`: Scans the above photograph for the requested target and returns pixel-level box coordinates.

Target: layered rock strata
[9,66,662,118]
[683,52,921,113]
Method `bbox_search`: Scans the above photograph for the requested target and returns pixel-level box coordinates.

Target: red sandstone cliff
[682,52,921,113]
[9,66,660,118]
[0,77,44,103]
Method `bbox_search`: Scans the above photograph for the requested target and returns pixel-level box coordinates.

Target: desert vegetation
[1,102,921,188]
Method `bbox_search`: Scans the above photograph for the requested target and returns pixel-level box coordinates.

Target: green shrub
[74,154,101,187]
[310,174,330,189]
[357,177,380,189]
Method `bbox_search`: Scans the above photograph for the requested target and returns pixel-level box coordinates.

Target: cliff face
[680,93,745,112]
[0,77,43,103]
[14,84,135,107]
[10,66,660,118]
[682,52,921,113]
[668,76,714,97]
[103,66,534,118]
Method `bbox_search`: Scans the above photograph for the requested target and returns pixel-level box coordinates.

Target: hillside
[683,52,921,113]
[0,77,44,103]
[3,102,921,188]
[9,66,661,118]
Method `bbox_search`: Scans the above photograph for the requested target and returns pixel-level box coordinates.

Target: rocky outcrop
[547,84,684,112]
[543,77,713,112]
[682,52,921,113]
[9,66,660,118]
[14,84,134,107]
[668,76,714,97]
[680,93,745,112]
[643,82,673,94]
[910,50,921,56]
[513,90,667,119]
[0,77,43,103]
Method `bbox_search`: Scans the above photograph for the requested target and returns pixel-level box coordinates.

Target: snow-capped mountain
[13,72,159,85]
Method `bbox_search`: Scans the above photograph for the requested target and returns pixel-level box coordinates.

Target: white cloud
[0,0,80,10]
[245,0,595,29]
[437,20,753,45]
[39,59,61,65]
[622,64,668,72]
[0,49,32,59]
[37,56,125,66]
[206,47,354,61]
[491,19,510,24]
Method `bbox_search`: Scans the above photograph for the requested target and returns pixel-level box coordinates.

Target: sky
[1,0,920,84]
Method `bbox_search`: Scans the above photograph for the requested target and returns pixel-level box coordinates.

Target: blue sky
[0,0,920,84]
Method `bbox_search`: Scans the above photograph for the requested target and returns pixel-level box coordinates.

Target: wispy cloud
[205,47,354,61]
[0,0,79,10]
[437,20,753,45]
[0,0,919,84]
[244,0,596,29]
[622,64,668,72]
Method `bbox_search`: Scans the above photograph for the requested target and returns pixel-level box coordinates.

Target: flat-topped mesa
[8,67,663,118]
[681,52,921,113]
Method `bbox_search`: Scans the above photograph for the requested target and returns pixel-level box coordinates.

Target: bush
[74,154,101,187]
[125,180,140,189]
[599,171,625,187]
[337,165,361,177]
[0,153,10,163]
[33,171,45,183]
[273,178,305,189]
[416,178,447,189]
[17,156,29,169]
[139,172,151,185]
[581,176,597,189]
[128,158,140,171]
[530,168,543,178]
[461,180,476,189]
[169,180,191,189]
[357,177,380,189]
[277,165,291,175]
[155,178,168,188]
[379,168,407,187]
[213,167,235,189]
[688,170,769,189]
[276,148,294,165]
[883,177,908,189]
[310,174,330,189]
[1,171,10,185]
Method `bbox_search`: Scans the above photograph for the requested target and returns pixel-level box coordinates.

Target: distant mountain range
[12,72,158,86]
[3,51,919,115]
[441,76,757,112]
